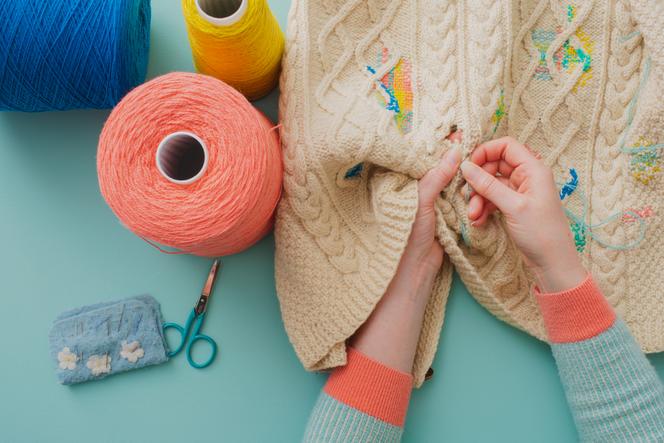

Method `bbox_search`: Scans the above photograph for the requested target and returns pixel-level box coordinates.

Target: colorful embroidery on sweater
[531,5,594,89]
[559,168,647,252]
[560,168,585,251]
[628,138,662,185]
[559,168,579,200]
[344,163,364,179]
[622,206,654,223]
[366,48,413,134]
[532,30,557,80]
[570,221,587,252]
[492,89,506,134]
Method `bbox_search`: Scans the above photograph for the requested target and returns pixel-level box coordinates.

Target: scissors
[163,260,220,368]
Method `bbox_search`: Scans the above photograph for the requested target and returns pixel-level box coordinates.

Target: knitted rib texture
[304,348,409,442]
[276,0,664,386]
[535,275,616,343]
[324,348,412,427]
[552,320,664,442]
[304,393,404,443]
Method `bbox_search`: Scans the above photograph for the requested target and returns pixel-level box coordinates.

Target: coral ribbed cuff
[535,274,616,344]
[323,347,413,427]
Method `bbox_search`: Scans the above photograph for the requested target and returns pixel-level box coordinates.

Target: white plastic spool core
[156,132,209,184]
[195,0,248,25]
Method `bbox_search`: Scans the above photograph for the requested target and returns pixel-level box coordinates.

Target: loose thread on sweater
[621,31,641,42]
[618,57,651,151]
[616,58,663,184]
[558,169,648,251]
[459,159,475,247]
[460,221,471,247]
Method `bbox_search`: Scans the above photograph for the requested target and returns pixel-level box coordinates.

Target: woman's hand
[352,147,461,373]
[460,137,586,293]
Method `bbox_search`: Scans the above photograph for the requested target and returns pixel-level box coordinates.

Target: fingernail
[446,148,462,166]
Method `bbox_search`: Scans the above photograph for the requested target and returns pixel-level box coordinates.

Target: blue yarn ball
[0,0,151,112]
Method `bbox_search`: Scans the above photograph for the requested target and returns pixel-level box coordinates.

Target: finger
[471,201,497,226]
[463,175,511,201]
[508,164,529,190]
[446,130,463,143]
[460,160,523,213]
[523,143,543,159]
[468,194,484,220]
[419,148,461,208]
[496,175,514,190]
[467,177,506,222]
[480,160,515,178]
[480,161,499,176]
[470,136,540,169]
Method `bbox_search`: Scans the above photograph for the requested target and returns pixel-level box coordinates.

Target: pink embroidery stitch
[622,206,655,223]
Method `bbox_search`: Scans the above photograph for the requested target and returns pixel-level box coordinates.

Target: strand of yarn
[182,0,284,101]
[460,183,473,247]
[558,169,647,251]
[0,0,150,112]
[618,57,662,155]
[97,73,283,257]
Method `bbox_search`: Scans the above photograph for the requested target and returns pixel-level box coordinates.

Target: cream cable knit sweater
[276,0,664,386]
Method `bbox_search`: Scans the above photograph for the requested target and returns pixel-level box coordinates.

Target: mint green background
[0,2,662,442]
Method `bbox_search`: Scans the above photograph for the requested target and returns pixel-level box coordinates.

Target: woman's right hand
[459,137,587,293]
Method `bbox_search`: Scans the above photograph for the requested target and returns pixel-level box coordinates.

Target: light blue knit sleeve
[551,320,664,442]
[302,348,411,442]
[303,392,403,443]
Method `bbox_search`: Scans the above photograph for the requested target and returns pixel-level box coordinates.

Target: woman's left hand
[351,146,461,373]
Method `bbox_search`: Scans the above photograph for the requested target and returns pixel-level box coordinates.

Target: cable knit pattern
[276,0,664,386]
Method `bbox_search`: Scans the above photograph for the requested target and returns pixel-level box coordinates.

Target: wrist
[385,260,438,304]
[350,260,439,374]
[532,252,587,293]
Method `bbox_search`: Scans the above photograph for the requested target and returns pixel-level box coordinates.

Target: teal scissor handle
[163,309,217,369]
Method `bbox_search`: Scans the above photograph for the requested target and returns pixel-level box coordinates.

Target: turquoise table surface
[1,2,662,442]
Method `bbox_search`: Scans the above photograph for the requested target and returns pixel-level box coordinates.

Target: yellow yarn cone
[182,0,284,100]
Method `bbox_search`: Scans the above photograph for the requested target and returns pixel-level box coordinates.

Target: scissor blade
[202,259,221,297]
[195,259,221,315]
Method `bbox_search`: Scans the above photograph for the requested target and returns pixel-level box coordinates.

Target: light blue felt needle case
[48,295,169,385]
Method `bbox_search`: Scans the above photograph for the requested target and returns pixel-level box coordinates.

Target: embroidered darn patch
[622,206,655,224]
[570,221,587,253]
[491,89,506,134]
[367,48,413,134]
[628,138,662,185]
[344,163,364,179]
[531,4,594,89]
[559,168,579,200]
[558,168,647,252]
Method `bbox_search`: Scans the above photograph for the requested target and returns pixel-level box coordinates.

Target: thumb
[418,148,462,208]
[460,160,522,214]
